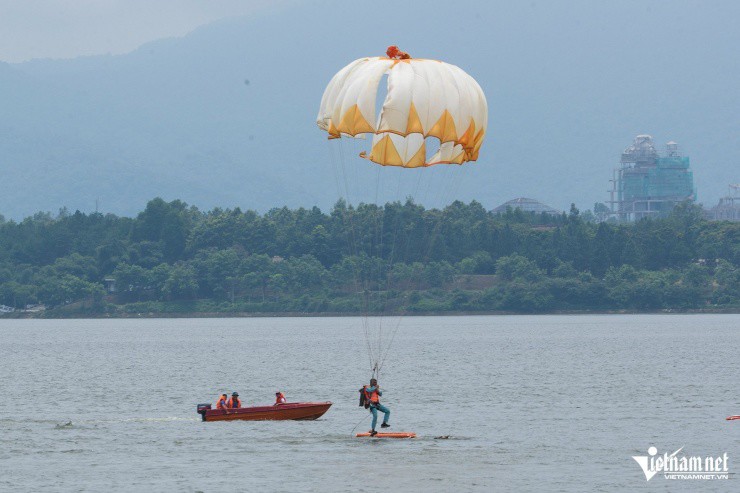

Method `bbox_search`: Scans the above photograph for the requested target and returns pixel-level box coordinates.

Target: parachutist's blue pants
[370,404,390,430]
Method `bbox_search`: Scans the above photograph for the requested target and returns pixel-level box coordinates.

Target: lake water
[1,315,738,491]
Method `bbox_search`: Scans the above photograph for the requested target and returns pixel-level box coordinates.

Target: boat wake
[119,416,200,423]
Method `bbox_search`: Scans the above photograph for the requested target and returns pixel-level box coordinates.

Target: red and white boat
[197,401,332,422]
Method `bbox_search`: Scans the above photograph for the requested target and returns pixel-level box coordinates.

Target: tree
[133,198,194,263]
[112,263,151,301]
[0,196,736,314]
[0,282,37,308]
[36,274,104,308]
[457,251,494,274]
[495,254,544,282]
[193,248,243,298]
[49,253,98,281]
[162,263,199,300]
[594,202,610,222]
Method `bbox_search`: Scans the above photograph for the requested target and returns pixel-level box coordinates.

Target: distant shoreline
[3,308,738,319]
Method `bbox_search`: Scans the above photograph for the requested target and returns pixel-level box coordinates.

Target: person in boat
[216,393,228,410]
[275,391,286,405]
[362,378,390,436]
[226,392,242,409]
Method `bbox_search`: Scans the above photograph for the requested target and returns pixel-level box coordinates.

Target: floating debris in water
[434,435,451,439]
[55,421,73,428]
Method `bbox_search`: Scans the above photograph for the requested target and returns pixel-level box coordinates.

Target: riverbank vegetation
[0,198,738,316]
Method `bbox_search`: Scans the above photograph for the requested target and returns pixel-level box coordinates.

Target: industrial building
[607,135,695,221]
[492,197,561,215]
[707,184,740,221]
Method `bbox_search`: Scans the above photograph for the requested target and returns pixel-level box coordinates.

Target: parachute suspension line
[340,141,410,377]
[368,182,393,377]
[346,147,377,368]
[378,315,403,374]
[375,168,431,375]
[375,169,420,374]
[373,164,386,371]
[348,139,381,372]
[377,166,468,374]
[372,157,433,376]
[341,140,377,374]
[350,411,371,436]
[347,138,385,373]
[413,165,468,309]
[331,139,375,373]
[373,165,431,375]
[318,49,488,379]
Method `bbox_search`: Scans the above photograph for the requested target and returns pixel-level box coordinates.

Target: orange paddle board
[356,432,416,438]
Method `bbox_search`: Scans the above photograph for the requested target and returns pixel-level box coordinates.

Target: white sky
[0,0,277,63]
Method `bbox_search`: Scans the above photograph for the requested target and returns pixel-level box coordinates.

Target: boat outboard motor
[197,403,212,421]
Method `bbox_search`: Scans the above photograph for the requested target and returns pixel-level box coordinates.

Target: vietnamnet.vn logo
[633,446,730,481]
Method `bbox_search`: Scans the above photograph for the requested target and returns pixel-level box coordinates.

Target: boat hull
[198,402,332,422]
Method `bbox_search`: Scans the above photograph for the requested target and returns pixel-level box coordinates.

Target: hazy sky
[1,0,737,217]
[0,0,280,62]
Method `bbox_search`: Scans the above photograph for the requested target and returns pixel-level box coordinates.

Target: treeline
[0,198,738,314]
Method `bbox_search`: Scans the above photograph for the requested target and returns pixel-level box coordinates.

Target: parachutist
[360,378,391,434]
[319,47,486,443]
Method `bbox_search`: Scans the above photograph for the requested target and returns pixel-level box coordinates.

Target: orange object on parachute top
[386,45,411,59]
[356,431,416,438]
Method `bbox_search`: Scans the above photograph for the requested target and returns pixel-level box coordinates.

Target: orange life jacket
[226,397,242,408]
[275,393,286,404]
[216,396,228,410]
[363,386,379,404]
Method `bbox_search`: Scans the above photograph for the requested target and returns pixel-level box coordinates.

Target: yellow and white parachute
[317,47,488,167]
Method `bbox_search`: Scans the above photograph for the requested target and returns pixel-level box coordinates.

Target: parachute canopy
[317,47,488,168]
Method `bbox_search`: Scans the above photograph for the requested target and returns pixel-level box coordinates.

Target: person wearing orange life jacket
[361,378,390,436]
[275,391,286,405]
[215,393,228,410]
[226,392,242,409]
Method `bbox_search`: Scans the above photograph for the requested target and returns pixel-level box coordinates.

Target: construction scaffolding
[608,135,695,221]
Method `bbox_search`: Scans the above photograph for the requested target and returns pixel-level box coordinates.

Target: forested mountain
[1,198,738,315]
[1,0,738,219]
